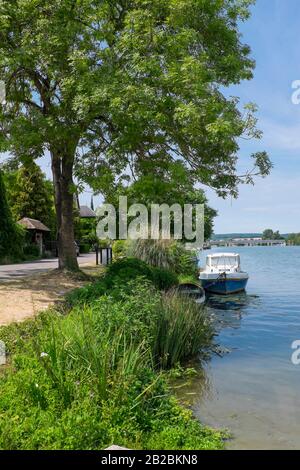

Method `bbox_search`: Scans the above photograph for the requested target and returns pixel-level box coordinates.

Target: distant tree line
[262,229,285,240]
[262,229,300,245]
[287,233,300,245]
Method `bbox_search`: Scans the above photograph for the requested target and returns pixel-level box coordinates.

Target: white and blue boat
[199,253,249,295]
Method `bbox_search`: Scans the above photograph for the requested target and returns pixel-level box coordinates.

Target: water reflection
[170,362,213,407]
[192,247,300,449]
[206,292,260,331]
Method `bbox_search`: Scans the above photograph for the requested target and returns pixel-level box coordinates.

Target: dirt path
[0,265,103,326]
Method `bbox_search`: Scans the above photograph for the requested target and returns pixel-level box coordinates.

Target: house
[18,217,50,255]
[79,205,96,218]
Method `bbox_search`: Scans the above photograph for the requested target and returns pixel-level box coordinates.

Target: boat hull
[200,274,248,295]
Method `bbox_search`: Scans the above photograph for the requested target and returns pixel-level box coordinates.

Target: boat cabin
[205,253,241,273]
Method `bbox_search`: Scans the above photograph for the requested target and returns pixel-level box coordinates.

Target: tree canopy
[0,0,271,270]
[103,160,217,241]
[287,233,300,245]
[262,229,284,240]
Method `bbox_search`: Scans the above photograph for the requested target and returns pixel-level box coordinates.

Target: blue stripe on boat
[201,278,248,295]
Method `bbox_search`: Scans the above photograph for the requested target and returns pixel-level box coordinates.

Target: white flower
[40,352,49,358]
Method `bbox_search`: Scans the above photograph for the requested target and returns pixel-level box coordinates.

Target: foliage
[153,290,213,369]
[23,244,40,258]
[3,163,56,234]
[112,240,130,259]
[79,243,90,254]
[0,0,271,271]
[150,268,178,291]
[107,257,154,284]
[262,229,284,240]
[0,170,25,261]
[67,275,210,370]
[287,233,300,245]
[66,257,178,307]
[103,169,217,241]
[0,279,222,450]
[74,217,97,246]
[129,239,176,270]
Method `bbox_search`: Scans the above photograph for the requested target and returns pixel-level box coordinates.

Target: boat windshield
[209,256,239,268]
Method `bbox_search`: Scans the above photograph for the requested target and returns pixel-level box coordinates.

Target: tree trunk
[51,150,79,272]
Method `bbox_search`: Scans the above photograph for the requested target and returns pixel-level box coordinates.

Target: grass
[153,290,213,369]
[0,258,225,450]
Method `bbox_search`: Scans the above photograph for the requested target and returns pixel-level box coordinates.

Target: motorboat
[199,253,248,295]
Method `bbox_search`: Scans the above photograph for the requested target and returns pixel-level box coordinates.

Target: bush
[66,258,178,306]
[69,279,211,370]
[112,240,129,259]
[23,244,40,258]
[151,267,178,291]
[107,257,153,281]
[79,243,90,254]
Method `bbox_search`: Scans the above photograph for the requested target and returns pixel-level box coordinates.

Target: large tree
[102,160,217,241]
[0,0,271,271]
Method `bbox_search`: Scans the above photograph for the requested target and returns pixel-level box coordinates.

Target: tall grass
[36,304,153,407]
[129,239,197,276]
[153,290,213,369]
[130,239,176,270]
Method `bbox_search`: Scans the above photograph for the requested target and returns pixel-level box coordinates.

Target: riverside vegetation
[0,257,225,450]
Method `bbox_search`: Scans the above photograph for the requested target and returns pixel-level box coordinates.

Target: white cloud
[261,119,300,151]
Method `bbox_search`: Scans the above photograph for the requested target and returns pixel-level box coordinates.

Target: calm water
[193,246,300,449]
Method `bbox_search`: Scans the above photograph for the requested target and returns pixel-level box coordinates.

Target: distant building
[79,205,96,219]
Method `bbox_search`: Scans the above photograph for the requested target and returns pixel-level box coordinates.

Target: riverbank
[0,265,103,326]
[0,258,225,450]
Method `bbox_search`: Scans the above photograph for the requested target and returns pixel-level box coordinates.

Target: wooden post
[95,244,99,265]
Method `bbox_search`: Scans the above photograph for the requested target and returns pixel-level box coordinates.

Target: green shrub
[107,257,153,280]
[23,244,40,258]
[151,267,178,291]
[112,240,129,259]
[66,258,178,307]
[79,243,90,254]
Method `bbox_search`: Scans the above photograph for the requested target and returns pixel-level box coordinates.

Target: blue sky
[5,0,300,234]
[206,0,300,233]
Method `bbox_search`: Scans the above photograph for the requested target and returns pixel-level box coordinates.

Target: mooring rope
[202,271,227,290]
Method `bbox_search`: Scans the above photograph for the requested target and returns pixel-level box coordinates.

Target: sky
[205,0,300,233]
[3,0,300,234]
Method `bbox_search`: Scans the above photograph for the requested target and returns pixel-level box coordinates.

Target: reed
[153,290,213,369]
[36,307,153,406]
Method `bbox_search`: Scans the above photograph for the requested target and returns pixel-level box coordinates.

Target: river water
[193,246,300,449]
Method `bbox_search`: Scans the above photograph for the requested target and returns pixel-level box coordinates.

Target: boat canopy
[205,253,240,268]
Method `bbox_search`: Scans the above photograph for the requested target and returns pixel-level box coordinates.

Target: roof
[18,217,50,232]
[79,205,96,218]
[207,253,239,258]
